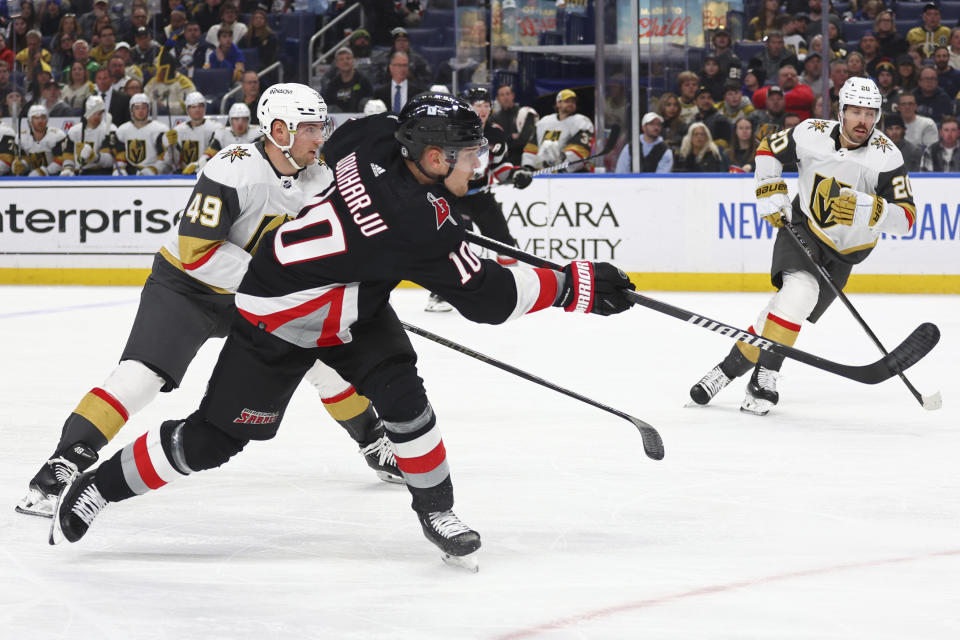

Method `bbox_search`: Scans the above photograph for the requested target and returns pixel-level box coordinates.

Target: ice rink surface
[1,285,957,639]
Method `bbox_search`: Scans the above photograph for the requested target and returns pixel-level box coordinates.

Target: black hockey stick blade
[401,321,664,460]
[465,230,939,385]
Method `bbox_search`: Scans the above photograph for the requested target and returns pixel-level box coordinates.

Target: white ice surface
[1,286,957,639]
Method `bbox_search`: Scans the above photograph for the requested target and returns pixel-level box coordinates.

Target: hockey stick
[465,230,940,385]
[783,220,942,409]
[401,321,664,461]
[467,124,622,196]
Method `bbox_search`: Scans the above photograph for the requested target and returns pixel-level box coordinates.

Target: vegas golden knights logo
[28,151,46,168]
[809,173,851,227]
[180,140,199,164]
[127,139,146,165]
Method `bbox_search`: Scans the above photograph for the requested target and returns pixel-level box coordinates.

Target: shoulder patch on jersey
[370,162,386,176]
[807,119,829,133]
[428,192,456,229]
[871,135,894,153]
[220,147,252,162]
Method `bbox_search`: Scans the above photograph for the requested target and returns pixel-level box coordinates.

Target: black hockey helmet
[461,87,492,105]
[395,92,485,164]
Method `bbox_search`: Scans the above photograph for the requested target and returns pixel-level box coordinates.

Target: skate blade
[441,551,479,573]
[15,490,55,518]
[740,403,772,416]
[48,489,69,545]
[375,470,406,485]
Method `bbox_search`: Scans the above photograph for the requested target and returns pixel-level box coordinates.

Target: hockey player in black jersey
[425,87,531,312]
[50,92,637,571]
[18,83,400,520]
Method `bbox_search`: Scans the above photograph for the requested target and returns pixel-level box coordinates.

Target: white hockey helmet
[185,91,206,108]
[837,77,882,140]
[257,83,330,170]
[28,104,49,119]
[129,92,151,111]
[84,95,106,118]
[228,102,251,120]
[363,98,387,116]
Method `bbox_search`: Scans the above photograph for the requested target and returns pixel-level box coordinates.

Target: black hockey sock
[720,344,756,379]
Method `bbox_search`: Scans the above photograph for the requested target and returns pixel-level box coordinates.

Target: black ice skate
[359,429,404,484]
[49,470,108,545]
[424,292,453,313]
[689,363,734,405]
[16,443,99,518]
[418,510,481,572]
[741,365,781,416]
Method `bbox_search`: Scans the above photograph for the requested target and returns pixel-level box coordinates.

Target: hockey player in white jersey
[205,102,260,157]
[169,91,222,174]
[521,88,594,172]
[115,93,172,175]
[61,96,118,176]
[689,77,917,415]
[0,120,17,176]
[17,83,399,519]
[15,105,67,176]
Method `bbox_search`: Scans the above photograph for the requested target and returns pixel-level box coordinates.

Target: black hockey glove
[513,168,534,189]
[554,261,635,316]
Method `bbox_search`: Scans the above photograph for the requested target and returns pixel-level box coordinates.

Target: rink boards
[1,174,958,292]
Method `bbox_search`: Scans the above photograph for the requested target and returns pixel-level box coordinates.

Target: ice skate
[16,443,98,518]
[359,429,404,484]
[741,365,780,416]
[689,363,733,406]
[424,293,453,313]
[49,470,108,545]
[418,510,481,572]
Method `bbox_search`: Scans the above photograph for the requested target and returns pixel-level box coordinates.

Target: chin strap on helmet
[265,124,303,172]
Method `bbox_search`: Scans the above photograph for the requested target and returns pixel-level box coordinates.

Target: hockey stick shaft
[783,221,940,409]
[401,321,664,461]
[465,230,939,385]
[468,125,622,195]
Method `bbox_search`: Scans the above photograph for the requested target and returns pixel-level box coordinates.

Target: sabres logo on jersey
[220,147,252,162]
[809,173,852,227]
[427,192,456,229]
[871,136,894,153]
[807,120,829,133]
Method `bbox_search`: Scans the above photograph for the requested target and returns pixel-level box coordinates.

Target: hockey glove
[28,168,47,177]
[829,188,886,228]
[112,166,128,176]
[513,168,533,189]
[77,143,95,165]
[137,166,159,176]
[755,178,791,228]
[554,261,636,316]
[182,163,198,175]
[12,157,29,175]
[60,167,75,176]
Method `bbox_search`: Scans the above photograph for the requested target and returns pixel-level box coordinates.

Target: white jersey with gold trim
[116,119,172,174]
[522,112,594,170]
[62,119,118,173]
[171,118,222,171]
[19,126,67,175]
[207,126,261,157]
[755,119,916,257]
[160,142,334,293]
[0,123,16,175]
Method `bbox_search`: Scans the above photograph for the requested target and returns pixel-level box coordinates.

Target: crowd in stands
[6,0,960,177]
[616,0,960,173]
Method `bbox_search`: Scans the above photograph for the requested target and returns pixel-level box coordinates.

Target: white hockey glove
[113,166,128,176]
[137,166,159,176]
[830,188,887,228]
[755,178,791,228]
[538,140,563,166]
[78,143,95,165]
[60,167,75,176]
[28,168,47,177]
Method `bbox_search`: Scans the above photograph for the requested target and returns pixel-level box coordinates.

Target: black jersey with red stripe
[235,113,560,349]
